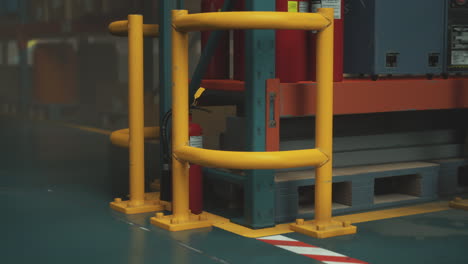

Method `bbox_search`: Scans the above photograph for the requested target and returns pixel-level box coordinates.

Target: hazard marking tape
[257,235,368,264]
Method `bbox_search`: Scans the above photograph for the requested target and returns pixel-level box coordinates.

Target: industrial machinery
[446,0,468,74]
[344,0,446,80]
[309,0,344,82]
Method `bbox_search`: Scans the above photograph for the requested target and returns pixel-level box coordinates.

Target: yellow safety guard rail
[174,146,328,170]
[109,20,159,37]
[108,17,161,148]
[108,15,164,215]
[110,127,160,148]
[150,9,356,238]
[173,11,331,32]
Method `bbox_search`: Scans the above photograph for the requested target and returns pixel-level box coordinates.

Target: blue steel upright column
[158,0,175,201]
[236,0,276,228]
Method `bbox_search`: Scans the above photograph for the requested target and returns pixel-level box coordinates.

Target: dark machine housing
[344,0,446,79]
[445,0,468,75]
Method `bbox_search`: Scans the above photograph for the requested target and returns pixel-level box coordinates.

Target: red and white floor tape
[257,235,368,264]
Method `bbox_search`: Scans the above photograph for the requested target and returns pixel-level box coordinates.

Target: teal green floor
[2,116,468,264]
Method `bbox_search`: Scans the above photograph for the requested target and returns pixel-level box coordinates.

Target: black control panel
[447,1,468,72]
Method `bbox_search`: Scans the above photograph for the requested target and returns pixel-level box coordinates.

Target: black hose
[159,106,211,202]
[160,109,173,202]
[161,109,172,162]
[161,106,211,163]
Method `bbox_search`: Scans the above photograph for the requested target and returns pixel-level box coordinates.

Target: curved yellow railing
[173,11,331,32]
[174,146,328,170]
[169,9,334,173]
[150,9,354,237]
[109,19,159,37]
[111,9,353,237]
[110,126,160,148]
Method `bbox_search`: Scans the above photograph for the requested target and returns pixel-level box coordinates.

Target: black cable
[160,105,211,202]
[161,109,172,162]
[161,106,211,162]
[160,109,173,202]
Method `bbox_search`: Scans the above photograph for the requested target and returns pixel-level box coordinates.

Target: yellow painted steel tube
[128,15,145,207]
[171,10,190,221]
[110,127,160,148]
[109,20,159,37]
[174,146,328,170]
[314,8,334,225]
[173,11,331,32]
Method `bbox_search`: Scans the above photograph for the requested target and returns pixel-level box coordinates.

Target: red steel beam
[280,78,468,116]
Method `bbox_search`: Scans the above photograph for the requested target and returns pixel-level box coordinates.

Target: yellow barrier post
[110,127,160,148]
[173,147,328,169]
[150,10,212,231]
[109,20,159,37]
[149,9,354,237]
[290,8,356,238]
[172,11,330,32]
[110,15,164,214]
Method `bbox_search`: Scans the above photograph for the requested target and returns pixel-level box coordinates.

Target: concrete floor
[2,115,468,264]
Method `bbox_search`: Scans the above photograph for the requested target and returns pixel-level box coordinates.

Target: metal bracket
[269,92,277,128]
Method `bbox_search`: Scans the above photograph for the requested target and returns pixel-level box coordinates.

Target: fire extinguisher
[234,0,309,83]
[309,0,344,82]
[201,0,230,79]
[159,111,205,215]
[189,114,203,215]
[160,111,205,214]
[159,92,208,214]
[276,0,309,83]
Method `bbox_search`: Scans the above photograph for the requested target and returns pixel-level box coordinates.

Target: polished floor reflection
[2,115,468,264]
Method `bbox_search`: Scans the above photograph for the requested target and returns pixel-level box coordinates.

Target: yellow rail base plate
[290,219,357,239]
[449,197,468,210]
[150,212,212,231]
[110,193,165,214]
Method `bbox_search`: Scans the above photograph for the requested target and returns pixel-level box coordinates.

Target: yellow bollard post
[169,9,190,222]
[150,10,212,231]
[110,15,164,214]
[314,7,335,226]
[290,8,356,238]
[128,14,145,207]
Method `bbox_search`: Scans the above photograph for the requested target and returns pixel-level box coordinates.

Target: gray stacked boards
[344,0,446,79]
[445,0,468,74]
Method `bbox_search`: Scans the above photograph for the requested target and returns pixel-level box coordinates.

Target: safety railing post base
[110,192,165,215]
[150,212,212,232]
[449,197,468,210]
[290,219,357,239]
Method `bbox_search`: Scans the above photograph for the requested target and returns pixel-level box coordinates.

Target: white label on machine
[311,0,341,19]
[311,1,321,12]
[299,2,309,13]
[452,50,468,65]
[189,136,203,148]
